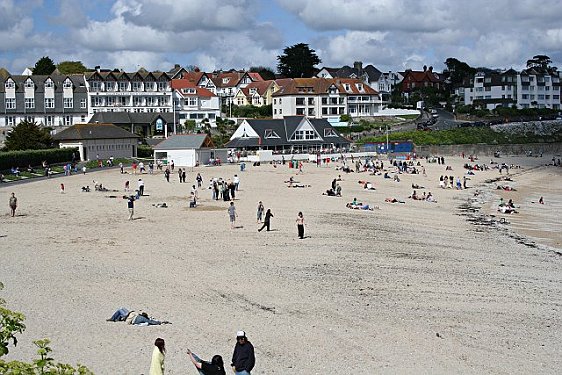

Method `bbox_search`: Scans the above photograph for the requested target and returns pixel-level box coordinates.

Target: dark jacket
[231,341,255,372]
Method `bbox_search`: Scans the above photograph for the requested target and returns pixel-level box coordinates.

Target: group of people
[229,200,305,238]
[148,331,255,375]
[439,175,467,189]
[210,175,240,201]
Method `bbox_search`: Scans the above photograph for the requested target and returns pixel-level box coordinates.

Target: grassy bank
[359,127,562,145]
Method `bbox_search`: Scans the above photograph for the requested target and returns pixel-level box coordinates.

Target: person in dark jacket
[231,331,255,374]
[258,209,273,232]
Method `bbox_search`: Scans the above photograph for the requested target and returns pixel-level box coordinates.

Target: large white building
[461,68,561,110]
[272,78,381,122]
[85,69,177,118]
[171,79,221,126]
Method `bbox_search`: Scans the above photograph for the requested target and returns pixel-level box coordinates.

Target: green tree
[249,66,276,80]
[4,120,53,151]
[443,57,476,87]
[526,55,554,71]
[184,120,197,133]
[32,56,56,75]
[277,43,321,78]
[57,61,88,74]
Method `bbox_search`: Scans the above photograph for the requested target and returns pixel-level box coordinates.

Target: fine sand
[1,155,561,374]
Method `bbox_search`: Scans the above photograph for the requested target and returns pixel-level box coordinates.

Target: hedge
[137,145,153,158]
[0,148,77,171]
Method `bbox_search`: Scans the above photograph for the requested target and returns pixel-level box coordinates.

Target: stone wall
[415,142,562,157]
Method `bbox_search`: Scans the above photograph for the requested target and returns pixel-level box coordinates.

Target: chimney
[353,61,363,72]
[174,64,180,69]
[428,66,433,72]
[423,65,427,72]
[95,66,101,73]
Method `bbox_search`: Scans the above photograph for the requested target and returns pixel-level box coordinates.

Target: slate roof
[153,134,214,150]
[272,78,378,96]
[52,123,139,141]
[225,116,350,148]
[239,80,276,97]
[89,112,177,125]
[0,73,87,93]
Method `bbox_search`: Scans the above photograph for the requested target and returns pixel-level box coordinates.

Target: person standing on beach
[258,209,273,232]
[178,168,183,183]
[228,202,237,229]
[182,169,186,184]
[164,168,170,182]
[9,192,17,217]
[296,212,305,239]
[231,331,255,375]
[149,338,166,375]
[126,195,135,220]
[138,179,145,196]
[170,160,175,172]
[256,201,264,223]
[234,174,240,191]
[196,173,203,187]
[119,162,124,174]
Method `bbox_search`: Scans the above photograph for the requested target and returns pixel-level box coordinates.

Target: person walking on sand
[164,167,170,182]
[149,338,166,375]
[258,209,273,232]
[296,212,305,239]
[228,201,237,229]
[256,201,264,223]
[125,195,135,220]
[60,183,65,194]
[138,178,145,196]
[187,348,226,375]
[9,192,17,217]
[231,331,255,375]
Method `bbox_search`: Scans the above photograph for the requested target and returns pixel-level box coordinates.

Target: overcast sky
[1,0,562,74]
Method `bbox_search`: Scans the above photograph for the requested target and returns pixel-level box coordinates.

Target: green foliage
[340,114,351,123]
[359,126,562,146]
[0,283,93,374]
[32,57,56,75]
[57,61,88,74]
[184,120,197,133]
[0,148,76,171]
[277,43,321,78]
[84,158,131,169]
[137,145,153,158]
[224,104,272,118]
[526,55,553,70]
[4,121,53,151]
[443,57,476,86]
[249,66,276,80]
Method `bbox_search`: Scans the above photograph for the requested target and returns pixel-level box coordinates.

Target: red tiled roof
[272,78,379,96]
[172,79,216,97]
[247,72,264,81]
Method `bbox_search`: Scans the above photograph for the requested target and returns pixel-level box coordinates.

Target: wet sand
[1,155,561,374]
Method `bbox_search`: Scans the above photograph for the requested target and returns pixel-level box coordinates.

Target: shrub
[137,145,153,158]
[0,148,77,171]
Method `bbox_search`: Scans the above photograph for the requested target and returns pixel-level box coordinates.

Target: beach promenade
[1,155,561,374]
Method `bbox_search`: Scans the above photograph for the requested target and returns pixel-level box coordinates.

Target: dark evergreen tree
[4,121,53,151]
[32,56,56,75]
[277,43,321,78]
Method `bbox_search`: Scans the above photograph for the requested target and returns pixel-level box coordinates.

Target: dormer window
[264,129,280,139]
[24,79,34,89]
[182,88,196,94]
[5,79,15,89]
[222,78,230,84]
[329,86,337,94]
[250,88,257,94]
[45,79,54,88]
[63,79,72,88]
[356,83,363,92]
[344,83,351,91]
[324,128,338,137]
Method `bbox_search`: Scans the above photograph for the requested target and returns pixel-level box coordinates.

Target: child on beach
[228,202,237,229]
[296,212,305,239]
[60,183,65,193]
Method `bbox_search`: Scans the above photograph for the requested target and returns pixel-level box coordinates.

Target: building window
[107,97,116,106]
[45,115,54,126]
[146,97,154,106]
[25,98,35,109]
[63,79,72,88]
[296,108,305,115]
[64,115,72,126]
[45,98,54,108]
[64,98,73,108]
[45,79,54,88]
[132,81,142,91]
[5,116,16,126]
[5,79,15,89]
[157,81,167,91]
[308,108,314,116]
[90,81,101,91]
[296,97,305,105]
[80,99,87,108]
[189,98,197,106]
[308,97,314,105]
[119,81,128,91]
[25,116,35,123]
[24,79,34,88]
[5,98,16,109]
[273,98,277,105]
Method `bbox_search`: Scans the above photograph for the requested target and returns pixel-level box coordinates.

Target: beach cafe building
[153,134,227,167]
[225,116,351,153]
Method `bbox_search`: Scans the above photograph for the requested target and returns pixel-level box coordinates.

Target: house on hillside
[233,80,280,107]
[52,122,139,161]
[153,134,226,167]
[272,78,381,122]
[210,71,263,106]
[171,79,220,126]
[225,116,350,153]
[399,66,444,98]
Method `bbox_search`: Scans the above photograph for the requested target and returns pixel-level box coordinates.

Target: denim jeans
[109,308,130,322]
[132,315,161,325]
[235,371,251,375]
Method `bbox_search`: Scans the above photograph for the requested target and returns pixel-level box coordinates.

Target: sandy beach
[1,154,561,374]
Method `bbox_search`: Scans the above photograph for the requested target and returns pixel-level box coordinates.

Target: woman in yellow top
[149,338,165,375]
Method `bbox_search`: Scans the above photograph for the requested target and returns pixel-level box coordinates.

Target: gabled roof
[247,72,264,81]
[153,134,214,150]
[401,69,443,83]
[272,78,378,96]
[240,80,276,97]
[225,116,350,148]
[171,79,216,97]
[52,123,139,141]
[0,74,87,93]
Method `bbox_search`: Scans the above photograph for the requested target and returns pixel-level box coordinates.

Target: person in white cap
[231,330,255,375]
